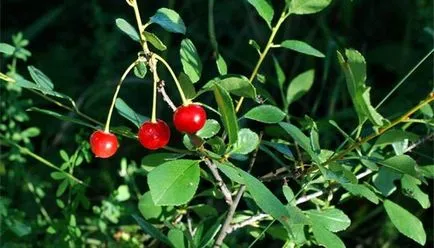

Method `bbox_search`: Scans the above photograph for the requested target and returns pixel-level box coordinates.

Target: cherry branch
[203,158,233,205]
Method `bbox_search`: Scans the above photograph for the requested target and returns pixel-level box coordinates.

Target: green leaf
[56,179,69,197]
[178,72,196,99]
[243,105,286,124]
[147,159,200,206]
[207,137,226,155]
[138,191,162,219]
[180,39,202,83]
[401,175,430,209]
[419,165,434,178]
[216,161,244,184]
[230,129,259,155]
[280,40,325,58]
[141,153,184,172]
[306,208,351,232]
[134,60,148,79]
[272,56,286,90]
[203,74,256,98]
[168,229,186,248]
[213,84,238,145]
[132,214,173,246]
[143,31,167,51]
[384,200,426,245]
[8,219,32,237]
[115,185,130,202]
[50,172,66,180]
[115,98,149,127]
[311,223,345,248]
[150,8,186,34]
[0,43,15,55]
[279,122,320,164]
[282,185,295,205]
[216,54,228,75]
[28,66,54,91]
[249,39,261,53]
[115,18,140,42]
[337,49,385,126]
[286,69,315,107]
[288,0,332,15]
[237,168,292,232]
[246,0,274,27]
[189,204,218,218]
[27,107,95,129]
[379,155,419,178]
[342,183,379,204]
[198,221,222,247]
[196,119,220,139]
[375,129,419,146]
[373,167,401,196]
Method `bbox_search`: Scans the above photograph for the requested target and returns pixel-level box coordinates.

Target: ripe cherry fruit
[173,104,207,134]
[89,130,119,158]
[138,120,171,150]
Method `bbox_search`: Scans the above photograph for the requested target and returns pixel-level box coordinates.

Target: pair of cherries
[90,104,206,158]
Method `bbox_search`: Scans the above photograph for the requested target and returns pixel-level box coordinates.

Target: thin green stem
[375,48,434,109]
[151,59,160,123]
[104,61,137,132]
[129,0,150,53]
[323,93,434,166]
[0,135,85,185]
[235,11,289,112]
[154,53,188,104]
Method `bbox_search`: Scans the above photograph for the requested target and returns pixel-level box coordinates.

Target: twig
[204,158,233,205]
[405,133,434,153]
[187,213,195,237]
[157,80,177,112]
[213,132,262,247]
[228,213,270,233]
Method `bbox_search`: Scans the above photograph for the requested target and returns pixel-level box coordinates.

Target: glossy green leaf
[138,191,162,219]
[144,31,167,51]
[230,128,259,155]
[203,74,256,98]
[168,229,185,248]
[279,122,320,164]
[115,18,139,42]
[115,98,149,127]
[373,167,401,196]
[379,155,419,178]
[282,185,295,205]
[375,129,419,146]
[288,0,332,15]
[306,208,351,232]
[134,60,147,79]
[401,175,430,209]
[141,153,184,171]
[178,72,196,99]
[246,0,274,27]
[337,49,386,126]
[216,54,228,75]
[180,39,202,83]
[213,84,238,145]
[311,223,345,248]
[28,66,54,91]
[237,168,292,232]
[148,159,200,206]
[150,8,186,34]
[132,214,173,246]
[286,70,315,107]
[243,105,286,123]
[342,183,379,204]
[419,165,434,179]
[216,161,244,184]
[196,119,220,139]
[0,43,15,55]
[280,40,325,58]
[384,200,426,245]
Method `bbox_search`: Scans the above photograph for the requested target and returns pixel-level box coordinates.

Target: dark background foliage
[1,0,433,247]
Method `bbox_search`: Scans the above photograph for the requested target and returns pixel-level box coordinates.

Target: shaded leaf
[401,175,430,209]
[230,128,259,155]
[280,40,325,58]
[138,191,162,219]
[132,214,173,246]
[286,70,315,107]
[116,18,140,42]
[27,107,95,129]
[168,229,185,248]
[342,183,379,204]
[244,105,286,124]
[203,75,256,98]
[379,155,419,178]
[312,224,346,248]
[0,43,15,55]
[144,31,167,51]
[150,8,186,34]
[247,0,274,27]
[115,98,149,127]
[213,84,238,145]
[178,72,196,99]
[180,39,202,83]
[279,122,320,164]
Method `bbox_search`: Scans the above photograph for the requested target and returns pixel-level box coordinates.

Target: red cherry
[89,130,119,158]
[138,120,171,150]
[173,104,207,134]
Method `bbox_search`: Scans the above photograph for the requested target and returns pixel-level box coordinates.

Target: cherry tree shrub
[1,0,433,247]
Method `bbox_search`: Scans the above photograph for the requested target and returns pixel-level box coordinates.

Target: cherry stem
[104,61,137,133]
[153,53,188,105]
[128,0,150,53]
